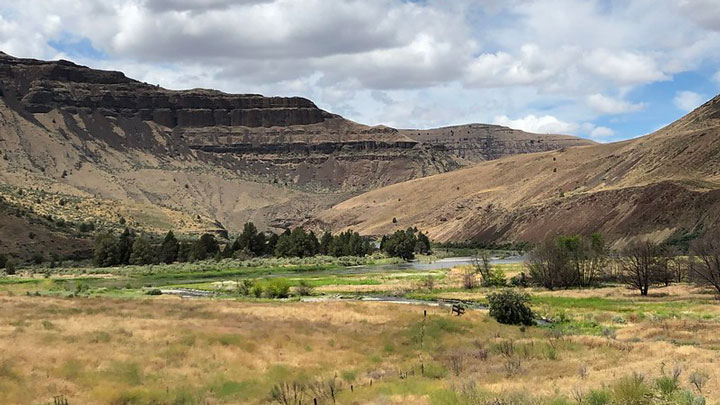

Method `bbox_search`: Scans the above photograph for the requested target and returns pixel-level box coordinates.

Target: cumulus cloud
[0,0,719,135]
[673,91,706,112]
[586,94,646,115]
[493,114,578,134]
[589,126,615,139]
[582,49,669,85]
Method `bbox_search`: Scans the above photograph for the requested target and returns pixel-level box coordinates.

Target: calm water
[340,255,525,275]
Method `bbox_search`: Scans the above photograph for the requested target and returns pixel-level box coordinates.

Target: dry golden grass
[1,291,719,404]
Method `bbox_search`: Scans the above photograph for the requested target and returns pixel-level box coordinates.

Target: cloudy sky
[1,0,719,141]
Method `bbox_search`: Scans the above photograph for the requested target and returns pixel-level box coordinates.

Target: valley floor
[0,259,718,404]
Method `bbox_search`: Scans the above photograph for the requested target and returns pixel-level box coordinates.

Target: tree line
[524,231,720,296]
[92,223,433,267]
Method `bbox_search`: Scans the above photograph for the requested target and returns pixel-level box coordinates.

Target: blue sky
[2,0,720,142]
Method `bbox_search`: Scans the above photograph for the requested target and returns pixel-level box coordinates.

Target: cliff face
[0,52,333,128]
[0,52,593,254]
[400,124,594,162]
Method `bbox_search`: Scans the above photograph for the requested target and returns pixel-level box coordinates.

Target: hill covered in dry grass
[317,95,720,246]
[0,52,591,259]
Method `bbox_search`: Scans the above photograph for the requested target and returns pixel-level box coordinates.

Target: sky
[1,0,720,142]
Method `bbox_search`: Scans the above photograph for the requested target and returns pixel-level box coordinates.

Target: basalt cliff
[0,52,592,259]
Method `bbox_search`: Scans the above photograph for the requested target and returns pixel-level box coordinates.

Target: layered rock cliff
[0,52,593,258]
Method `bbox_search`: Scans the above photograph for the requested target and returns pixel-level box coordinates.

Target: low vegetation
[3,230,720,403]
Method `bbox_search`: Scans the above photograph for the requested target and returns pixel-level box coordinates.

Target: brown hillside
[316,95,720,245]
[0,52,592,258]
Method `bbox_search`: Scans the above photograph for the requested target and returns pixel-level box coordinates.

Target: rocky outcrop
[400,124,594,162]
[0,52,333,128]
[0,52,597,245]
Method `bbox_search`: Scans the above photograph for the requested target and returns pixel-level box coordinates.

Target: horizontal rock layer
[0,52,332,128]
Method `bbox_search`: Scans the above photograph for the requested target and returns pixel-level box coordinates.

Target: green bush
[484,267,507,287]
[612,373,652,405]
[423,362,448,379]
[655,375,679,397]
[4,260,16,275]
[146,289,162,296]
[487,289,534,326]
[263,278,290,298]
[585,389,611,405]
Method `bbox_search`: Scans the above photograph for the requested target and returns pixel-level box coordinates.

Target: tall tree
[160,231,179,264]
[178,241,192,262]
[117,228,134,265]
[320,232,333,255]
[689,229,720,294]
[190,233,219,262]
[94,232,119,267]
[621,240,660,296]
[130,235,155,265]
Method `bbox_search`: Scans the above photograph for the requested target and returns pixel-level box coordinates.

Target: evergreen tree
[117,228,134,265]
[274,232,293,257]
[236,222,260,255]
[320,232,333,255]
[255,232,267,256]
[177,241,192,262]
[266,233,279,255]
[348,232,363,256]
[308,231,320,257]
[199,233,219,255]
[94,232,119,267]
[160,231,179,264]
[416,231,431,254]
[130,235,155,265]
[189,233,219,262]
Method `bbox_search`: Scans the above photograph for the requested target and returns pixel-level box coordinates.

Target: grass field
[0,258,718,404]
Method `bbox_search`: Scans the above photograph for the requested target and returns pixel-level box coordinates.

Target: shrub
[421,275,435,291]
[612,373,652,405]
[146,289,162,296]
[584,389,611,405]
[485,267,506,287]
[462,269,477,289]
[237,279,254,296]
[5,260,16,275]
[689,370,709,393]
[487,289,534,326]
[423,362,448,379]
[655,375,679,397]
[264,278,290,298]
[294,280,314,296]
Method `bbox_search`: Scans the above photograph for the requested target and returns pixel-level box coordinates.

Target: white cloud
[713,71,720,85]
[0,0,719,137]
[589,126,615,139]
[673,91,706,112]
[582,49,669,85]
[586,94,646,115]
[493,114,578,134]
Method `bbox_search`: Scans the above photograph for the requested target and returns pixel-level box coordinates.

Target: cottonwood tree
[527,237,574,289]
[620,240,661,296]
[689,230,720,295]
[472,251,492,281]
[528,234,608,289]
